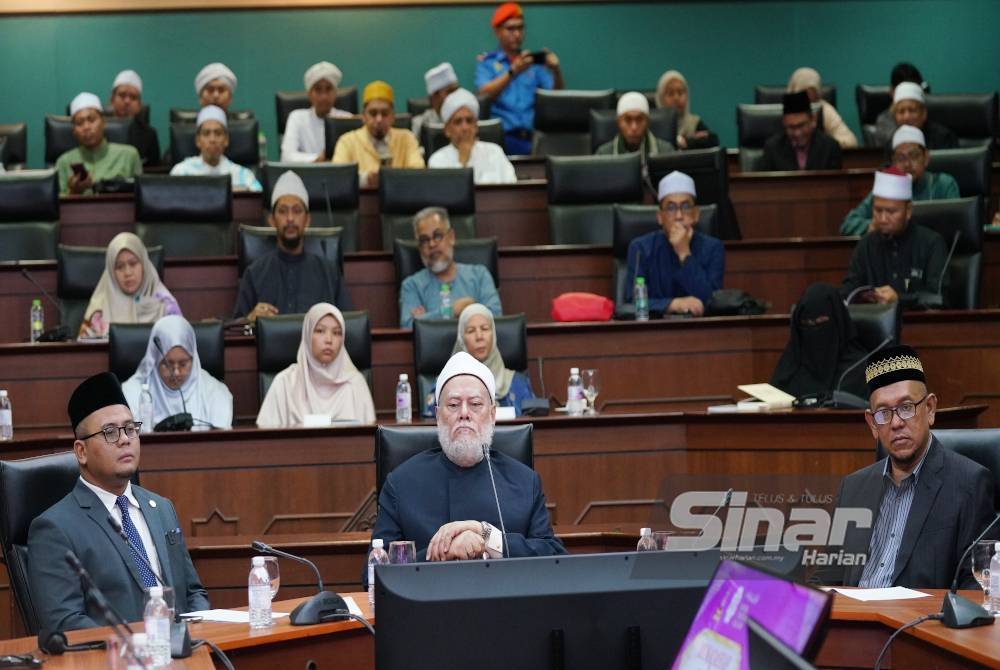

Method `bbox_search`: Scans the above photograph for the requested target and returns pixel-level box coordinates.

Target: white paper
[826,586,932,601]
[188,609,290,623]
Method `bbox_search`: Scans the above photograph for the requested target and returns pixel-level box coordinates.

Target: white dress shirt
[281,106,352,163]
[428,140,517,185]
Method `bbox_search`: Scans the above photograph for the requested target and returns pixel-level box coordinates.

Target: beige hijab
[452,303,514,399]
[656,70,701,138]
[256,303,375,426]
[79,232,176,338]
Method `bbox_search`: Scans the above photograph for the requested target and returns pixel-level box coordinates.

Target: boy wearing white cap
[427,88,516,184]
[195,62,237,112]
[889,82,958,153]
[624,171,724,317]
[55,92,142,195]
[169,105,261,192]
[841,125,958,236]
[595,91,674,157]
[412,62,461,139]
[109,69,161,167]
[280,61,352,163]
[233,171,351,321]
[840,167,949,310]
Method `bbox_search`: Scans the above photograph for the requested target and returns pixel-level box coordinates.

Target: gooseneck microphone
[251,540,349,625]
[107,515,166,587]
[940,512,1000,629]
[826,336,893,409]
[915,229,959,310]
[152,336,193,432]
[482,443,509,558]
[697,488,734,538]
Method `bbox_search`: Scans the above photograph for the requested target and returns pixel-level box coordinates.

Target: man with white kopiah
[280,61,353,163]
[427,88,516,184]
[412,62,461,139]
[594,91,675,157]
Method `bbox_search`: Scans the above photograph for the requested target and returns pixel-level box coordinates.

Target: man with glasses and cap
[56,92,142,195]
[28,372,209,640]
[887,82,958,155]
[759,90,842,172]
[595,91,675,157]
[825,346,993,589]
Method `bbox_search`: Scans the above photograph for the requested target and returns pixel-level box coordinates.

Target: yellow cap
[363,80,394,107]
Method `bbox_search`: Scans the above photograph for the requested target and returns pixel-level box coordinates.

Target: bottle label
[368,564,375,587]
[396,392,411,409]
[249,583,271,610]
[0,409,10,424]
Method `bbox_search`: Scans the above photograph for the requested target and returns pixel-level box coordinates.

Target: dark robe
[233,249,351,318]
[759,128,842,171]
[126,117,161,167]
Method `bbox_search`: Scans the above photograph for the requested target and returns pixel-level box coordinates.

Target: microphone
[521,356,550,416]
[40,630,107,655]
[18,265,71,341]
[322,180,335,230]
[915,229,959,310]
[251,540,348,625]
[152,336,193,431]
[697,488,734,537]
[481,443,509,558]
[940,512,1000,628]
[825,336,892,409]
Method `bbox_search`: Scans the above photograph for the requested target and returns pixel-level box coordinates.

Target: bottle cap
[995,542,1000,553]
[640,527,651,536]
[372,538,384,549]
[0,390,7,397]
[636,277,645,285]
[149,585,163,597]
[399,373,408,381]
[32,299,41,306]
[570,367,579,375]
[252,556,265,567]
[131,633,147,646]
[441,283,450,291]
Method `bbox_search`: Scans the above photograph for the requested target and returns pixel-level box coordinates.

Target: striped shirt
[859,440,932,587]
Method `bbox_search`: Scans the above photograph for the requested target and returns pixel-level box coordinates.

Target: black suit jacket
[828,437,993,589]
[27,480,209,635]
[759,129,843,171]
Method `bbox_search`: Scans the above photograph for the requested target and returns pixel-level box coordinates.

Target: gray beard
[439,422,493,467]
[428,256,451,274]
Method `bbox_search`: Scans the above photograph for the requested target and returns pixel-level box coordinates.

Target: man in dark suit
[828,345,993,589]
[759,90,842,171]
[28,372,209,640]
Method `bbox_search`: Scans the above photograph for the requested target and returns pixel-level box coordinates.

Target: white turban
[893,82,925,106]
[112,70,143,95]
[892,125,926,150]
[270,171,310,210]
[194,62,237,95]
[70,92,103,117]
[196,105,227,130]
[304,61,343,91]
[872,169,913,201]
[657,170,696,201]
[616,91,649,117]
[424,62,458,96]
[435,351,496,404]
[440,88,480,125]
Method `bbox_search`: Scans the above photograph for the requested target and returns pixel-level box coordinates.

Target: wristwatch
[480,521,492,544]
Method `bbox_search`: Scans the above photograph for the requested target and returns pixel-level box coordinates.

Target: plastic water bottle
[395,374,412,424]
[989,543,1000,614]
[30,299,44,343]
[143,585,171,667]
[634,277,649,322]
[439,283,452,318]
[126,632,154,670]
[566,368,585,416]
[139,383,155,434]
[248,556,272,629]
[0,391,12,441]
[637,527,657,551]
[368,538,389,609]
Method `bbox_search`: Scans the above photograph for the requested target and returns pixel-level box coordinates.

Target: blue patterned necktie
[115,495,158,588]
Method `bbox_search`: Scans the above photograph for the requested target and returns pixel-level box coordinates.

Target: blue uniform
[475,50,554,155]
[625,231,725,312]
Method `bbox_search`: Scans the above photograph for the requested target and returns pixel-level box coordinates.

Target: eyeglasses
[417,229,449,248]
[892,148,924,166]
[662,202,694,215]
[869,394,929,426]
[79,422,142,444]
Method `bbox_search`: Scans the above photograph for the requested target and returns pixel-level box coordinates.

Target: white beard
[439,421,493,467]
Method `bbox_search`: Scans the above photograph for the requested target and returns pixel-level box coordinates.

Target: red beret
[492,2,523,28]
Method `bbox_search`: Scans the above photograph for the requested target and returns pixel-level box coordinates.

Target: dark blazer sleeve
[684,119,719,149]
[27,513,101,635]
[158,497,209,613]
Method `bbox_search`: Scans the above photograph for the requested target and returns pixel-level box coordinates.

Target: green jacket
[840,171,959,236]
[55,140,142,194]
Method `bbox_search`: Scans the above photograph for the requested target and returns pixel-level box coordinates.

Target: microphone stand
[940,513,1000,628]
[251,540,348,625]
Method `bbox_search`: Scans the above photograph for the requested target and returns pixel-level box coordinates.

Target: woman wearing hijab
[786,67,858,149]
[122,315,233,430]
[770,283,868,401]
[257,303,375,427]
[78,232,180,339]
[655,70,719,150]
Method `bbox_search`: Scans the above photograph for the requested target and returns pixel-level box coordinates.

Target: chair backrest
[274,88,358,135]
[735,103,825,171]
[588,108,678,153]
[169,108,255,123]
[0,123,28,168]
[0,170,60,262]
[547,154,643,245]
[56,243,165,332]
[0,451,81,634]
[925,93,999,147]
[407,97,431,116]
[927,145,991,199]
[374,423,533,496]
[393,237,499,288]
[108,320,225,383]
[255,310,372,402]
[168,118,260,168]
[378,167,476,250]
[238,224,343,276]
[260,162,360,252]
[421,119,505,157]
[910,197,984,309]
[855,84,892,126]
[44,115,133,166]
[846,303,900,351]
[533,89,617,156]
[610,203,718,304]
[323,113,412,159]
[646,146,740,241]
[135,175,233,257]
[755,84,837,108]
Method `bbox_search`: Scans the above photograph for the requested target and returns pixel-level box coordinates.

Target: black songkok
[68,372,128,431]
[865,344,926,396]
[782,90,812,115]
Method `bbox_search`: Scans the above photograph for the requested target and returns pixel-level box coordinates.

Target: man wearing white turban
[280,61,353,163]
[427,88,516,184]
[56,92,142,195]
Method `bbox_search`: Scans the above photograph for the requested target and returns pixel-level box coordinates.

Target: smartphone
[530,50,548,65]
[70,162,89,180]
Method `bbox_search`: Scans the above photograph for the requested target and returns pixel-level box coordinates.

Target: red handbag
[550,292,614,322]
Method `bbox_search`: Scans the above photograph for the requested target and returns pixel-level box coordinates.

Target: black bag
[706,289,769,316]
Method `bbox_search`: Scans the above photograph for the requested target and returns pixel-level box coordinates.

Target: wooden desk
[0,637,212,668]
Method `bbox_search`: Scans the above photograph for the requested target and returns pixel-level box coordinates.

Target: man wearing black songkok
[758,90,842,171]
[823,345,993,589]
[27,372,208,645]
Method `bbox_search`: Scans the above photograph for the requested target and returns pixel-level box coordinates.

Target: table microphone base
[289,591,349,625]
[941,592,995,628]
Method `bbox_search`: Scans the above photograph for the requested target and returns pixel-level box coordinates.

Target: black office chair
[547,154,643,245]
[393,237,499,289]
[44,115,133,167]
[135,175,233,257]
[421,119,506,157]
[588,107,678,153]
[0,451,82,635]
[854,84,892,146]
[910,197,984,309]
[169,108,255,124]
[168,118,260,169]
[323,114,413,160]
[735,103,824,172]
[754,84,837,108]
[274,87,359,135]
[0,170,60,262]
[108,320,226,383]
[260,162,360,252]
[532,89,616,157]
[925,93,999,148]
[238,224,344,277]
[846,303,900,351]
[412,314,527,417]
[646,146,741,240]
[255,310,372,403]
[0,122,28,169]
[374,423,533,496]
[56,243,165,335]
[926,145,991,200]
[610,203,718,305]
[378,168,476,250]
